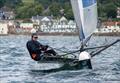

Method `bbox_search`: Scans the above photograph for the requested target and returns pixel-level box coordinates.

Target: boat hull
[37,56,92,70]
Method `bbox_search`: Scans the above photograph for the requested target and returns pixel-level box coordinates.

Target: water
[0,35,120,83]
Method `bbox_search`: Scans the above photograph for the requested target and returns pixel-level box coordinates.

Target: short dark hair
[31,33,37,38]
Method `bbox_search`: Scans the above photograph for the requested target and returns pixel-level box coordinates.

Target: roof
[60,16,67,21]
[68,20,75,25]
[0,6,13,12]
[32,15,53,21]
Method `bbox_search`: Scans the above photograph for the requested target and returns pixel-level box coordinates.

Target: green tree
[65,8,74,20]
[97,0,119,20]
[35,0,51,8]
[113,0,120,7]
[49,2,61,17]
[15,2,43,18]
[0,0,6,8]
[98,2,107,19]
[34,4,44,15]
[4,0,22,8]
[105,3,117,18]
[64,2,74,20]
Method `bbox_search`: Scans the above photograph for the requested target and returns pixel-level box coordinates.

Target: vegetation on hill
[97,0,120,21]
[0,0,120,20]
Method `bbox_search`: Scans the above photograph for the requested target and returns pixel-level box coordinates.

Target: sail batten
[70,0,97,42]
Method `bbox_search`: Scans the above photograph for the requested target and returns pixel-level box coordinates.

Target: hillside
[0,0,120,20]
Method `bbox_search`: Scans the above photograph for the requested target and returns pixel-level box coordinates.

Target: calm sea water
[0,35,120,83]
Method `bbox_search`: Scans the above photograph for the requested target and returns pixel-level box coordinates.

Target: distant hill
[0,0,120,20]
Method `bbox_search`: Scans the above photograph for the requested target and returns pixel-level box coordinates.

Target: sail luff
[70,0,85,41]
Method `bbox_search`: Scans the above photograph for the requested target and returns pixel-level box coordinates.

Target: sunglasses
[34,36,38,39]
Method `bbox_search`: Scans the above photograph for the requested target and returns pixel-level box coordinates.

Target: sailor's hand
[43,45,48,50]
[45,45,49,48]
[40,45,48,51]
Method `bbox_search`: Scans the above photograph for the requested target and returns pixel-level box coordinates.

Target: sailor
[26,33,57,61]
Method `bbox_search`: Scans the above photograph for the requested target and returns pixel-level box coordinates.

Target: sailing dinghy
[37,0,120,70]
[37,0,98,69]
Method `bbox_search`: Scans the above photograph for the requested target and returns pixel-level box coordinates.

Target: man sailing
[26,33,57,61]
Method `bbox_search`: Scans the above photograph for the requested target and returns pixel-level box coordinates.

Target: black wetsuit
[26,40,57,61]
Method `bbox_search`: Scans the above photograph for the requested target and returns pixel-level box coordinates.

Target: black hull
[37,56,92,70]
[38,56,78,63]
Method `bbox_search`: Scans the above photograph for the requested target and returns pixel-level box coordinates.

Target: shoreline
[0,32,120,36]
[93,32,120,36]
[37,32,78,36]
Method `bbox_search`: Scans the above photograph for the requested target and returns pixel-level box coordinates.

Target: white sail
[70,0,97,41]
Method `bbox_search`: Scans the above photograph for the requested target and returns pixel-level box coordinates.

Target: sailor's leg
[33,54,43,61]
[44,49,57,56]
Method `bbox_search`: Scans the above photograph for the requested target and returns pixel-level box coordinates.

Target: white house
[31,15,77,33]
[38,16,77,33]
[31,15,53,25]
[0,23,8,35]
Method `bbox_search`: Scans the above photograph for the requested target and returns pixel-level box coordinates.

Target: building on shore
[16,23,34,34]
[0,23,8,35]
[95,21,120,33]
[0,6,15,20]
[31,15,77,33]
[31,15,53,25]
[0,20,16,35]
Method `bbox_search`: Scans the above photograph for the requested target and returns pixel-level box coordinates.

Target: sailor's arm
[39,45,48,51]
[27,42,42,54]
[36,41,48,51]
[36,41,49,51]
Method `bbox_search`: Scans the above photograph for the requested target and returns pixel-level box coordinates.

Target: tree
[104,3,117,18]
[4,0,22,8]
[1,0,119,20]
[113,0,120,7]
[64,2,74,20]
[49,2,61,17]
[34,4,44,15]
[35,0,51,8]
[65,8,74,20]
[97,0,118,20]
[0,0,6,8]
[15,2,43,18]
